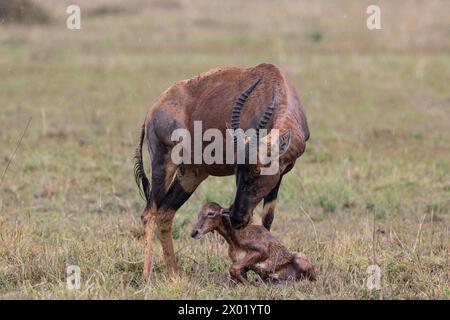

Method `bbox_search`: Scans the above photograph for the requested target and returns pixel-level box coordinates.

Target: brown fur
[191,202,316,284]
[135,63,309,280]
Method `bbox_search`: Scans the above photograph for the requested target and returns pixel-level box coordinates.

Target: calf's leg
[229,242,269,284]
[293,252,316,281]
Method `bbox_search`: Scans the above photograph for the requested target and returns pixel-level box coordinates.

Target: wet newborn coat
[191,202,316,284]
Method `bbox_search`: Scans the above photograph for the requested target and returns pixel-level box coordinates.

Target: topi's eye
[251,168,261,176]
[207,212,216,217]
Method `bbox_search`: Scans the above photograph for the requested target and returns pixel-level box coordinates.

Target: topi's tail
[134,123,151,205]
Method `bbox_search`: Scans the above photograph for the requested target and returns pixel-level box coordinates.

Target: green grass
[0,0,449,299]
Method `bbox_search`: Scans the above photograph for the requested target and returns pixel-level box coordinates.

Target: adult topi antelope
[134,63,309,280]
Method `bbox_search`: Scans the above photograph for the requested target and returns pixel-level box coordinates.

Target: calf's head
[191,202,226,239]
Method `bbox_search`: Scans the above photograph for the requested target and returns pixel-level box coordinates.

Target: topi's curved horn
[230,78,261,130]
[257,87,277,133]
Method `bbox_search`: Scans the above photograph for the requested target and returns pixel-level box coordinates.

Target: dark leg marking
[262,176,282,230]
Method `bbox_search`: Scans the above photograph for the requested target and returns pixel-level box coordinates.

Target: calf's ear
[220,208,230,216]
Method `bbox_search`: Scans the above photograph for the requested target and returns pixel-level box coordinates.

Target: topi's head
[228,79,291,228]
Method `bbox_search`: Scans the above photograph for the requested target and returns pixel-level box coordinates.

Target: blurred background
[0,0,449,299]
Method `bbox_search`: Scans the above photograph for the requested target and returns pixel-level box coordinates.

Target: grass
[0,0,51,25]
[0,0,449,299]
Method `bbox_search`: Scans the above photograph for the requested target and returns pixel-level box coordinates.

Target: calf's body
[191,203,316,284]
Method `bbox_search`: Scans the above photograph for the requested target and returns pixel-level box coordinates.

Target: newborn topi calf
[191,202,316,284]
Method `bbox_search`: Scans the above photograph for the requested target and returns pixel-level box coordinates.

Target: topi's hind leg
[155,166,207,279]
[155,209,177,278]
[142,204,157,282]
[142,146,177,282]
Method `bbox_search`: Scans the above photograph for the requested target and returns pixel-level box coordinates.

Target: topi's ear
[278,130,291,156]
[263,129,291,159]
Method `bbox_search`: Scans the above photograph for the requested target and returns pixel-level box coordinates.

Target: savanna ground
[0,0,449,299]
